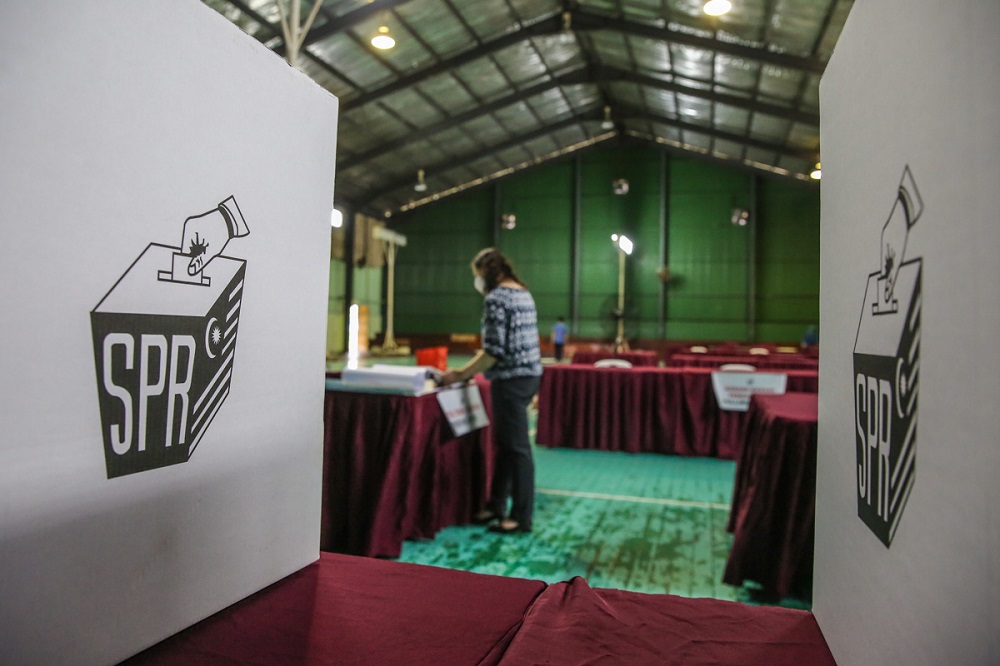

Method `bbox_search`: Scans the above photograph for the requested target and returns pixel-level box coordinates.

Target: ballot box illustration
[853,167,922,547]
[92,197,249,478]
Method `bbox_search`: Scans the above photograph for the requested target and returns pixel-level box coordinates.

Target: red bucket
[415,346,448,371]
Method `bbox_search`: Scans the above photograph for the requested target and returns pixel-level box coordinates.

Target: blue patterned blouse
[481,286,543,381]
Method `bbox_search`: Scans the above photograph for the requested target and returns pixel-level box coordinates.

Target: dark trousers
[554,343,565,361]
[488,375,541,528]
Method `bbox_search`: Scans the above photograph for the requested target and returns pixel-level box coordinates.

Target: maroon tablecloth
[536,366,818,460]
[724,392,819,600]
[126,553,835,665]
[321,377,494,558]
[502,576,835,666]
[124,553,545,666]
[571,349,660,366]
[668,353,819,371]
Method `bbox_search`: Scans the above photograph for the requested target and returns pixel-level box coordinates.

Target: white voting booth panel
[815,1,999,664]
[0,2,338,664]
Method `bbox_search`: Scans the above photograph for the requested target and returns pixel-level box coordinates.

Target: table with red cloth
[724,392,819,600]
[536,365,818,460]
[667,352,819,371]
[321,376,494,558]
[126,552,835,665]
[570,349,660,366]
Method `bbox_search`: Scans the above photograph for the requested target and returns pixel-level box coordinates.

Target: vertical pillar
[658,150,670,339]
[342,209,356,351]
[746,174,758,342]
[570,156,582,333]
[492,182,502,249]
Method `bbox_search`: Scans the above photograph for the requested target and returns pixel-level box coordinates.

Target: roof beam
[360,104,814,207]
[620,105,817,162]
[224,0,360,89]
[603,65,819,125]
[339,62,816,173]
[341,13,564,111]
[340,67,594,171]
[276,0,417,55]
[570,10,827,74]
[340,7,825,112]
[359,113,599,206]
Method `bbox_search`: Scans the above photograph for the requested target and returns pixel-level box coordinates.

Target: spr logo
[852,168,922,547]
[91,196,249,478]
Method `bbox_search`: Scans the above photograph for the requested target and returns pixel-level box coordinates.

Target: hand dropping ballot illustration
[91,197,249,479]
[853,168,922,547]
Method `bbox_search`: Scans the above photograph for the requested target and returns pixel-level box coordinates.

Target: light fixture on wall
[613,178,629,195]
[611,234,634,256]
[731,208,750,226]
[371,25,395,49]
[330,208,343,228]
[810,162,822,180]
[703,0,732,17]
[501,213,517,230]
[601,105,615,130]
[414,169,428,192]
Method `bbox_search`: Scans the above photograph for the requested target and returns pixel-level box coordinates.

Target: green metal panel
[395,189,493,334]
[327,259,347,354]
[352,266,383,336]
[753,179,820,341]
[666,157,753,340]
[390,147,819,344]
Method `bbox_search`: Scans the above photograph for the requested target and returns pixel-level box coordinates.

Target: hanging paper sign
[436,383,490,437]
[711,372,788,411]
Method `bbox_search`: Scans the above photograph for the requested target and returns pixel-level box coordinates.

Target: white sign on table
[437,383,490,437]
[711,372,788,411]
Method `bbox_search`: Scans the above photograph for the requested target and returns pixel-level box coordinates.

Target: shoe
[472,510,499,525]
[487,521,531,534]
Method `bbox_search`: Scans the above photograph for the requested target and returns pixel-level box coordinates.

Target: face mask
[474,275,486,295]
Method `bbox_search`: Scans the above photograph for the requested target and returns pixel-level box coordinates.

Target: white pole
[614,250,629,351]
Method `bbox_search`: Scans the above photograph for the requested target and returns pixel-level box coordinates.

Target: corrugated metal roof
[207,0,852,216]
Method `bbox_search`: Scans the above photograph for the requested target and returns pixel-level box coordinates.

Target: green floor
[330,353,809,608]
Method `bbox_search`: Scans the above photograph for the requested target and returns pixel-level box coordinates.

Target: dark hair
[471,247,524,292]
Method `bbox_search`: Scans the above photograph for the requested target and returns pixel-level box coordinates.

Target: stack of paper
[336,365,440,396]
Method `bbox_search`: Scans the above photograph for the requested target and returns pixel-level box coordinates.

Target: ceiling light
[371,25,395,50]
[414,169,428,192]
[810,162,822,180]
[611,234,633,256]
[703,0,732,17]
[601,105,615,131]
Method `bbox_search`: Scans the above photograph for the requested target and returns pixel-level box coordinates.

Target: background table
[724,392,819,600]
[322,377,494,558]
[570,349,660,366]
[667,353,819,371]
[536,365,818,460]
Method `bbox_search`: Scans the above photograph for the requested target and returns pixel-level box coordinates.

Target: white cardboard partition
[815,2,999,663]
[0,2,338,663]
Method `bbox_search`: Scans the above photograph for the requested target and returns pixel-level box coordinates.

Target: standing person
[551,316,569,362]
[442,248,542,534]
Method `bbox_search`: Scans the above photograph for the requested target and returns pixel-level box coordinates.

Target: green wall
[384,145,819,344]
[395,193,493,334]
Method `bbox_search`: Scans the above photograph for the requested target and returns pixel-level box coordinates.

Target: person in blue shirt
[442,248,542,534]
[552,316,569,362]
